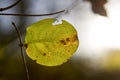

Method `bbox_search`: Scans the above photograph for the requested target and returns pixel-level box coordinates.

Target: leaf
[86,0,107,16]
[25,18,79,66]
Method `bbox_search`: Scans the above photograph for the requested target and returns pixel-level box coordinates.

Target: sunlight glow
[88,6,120,50]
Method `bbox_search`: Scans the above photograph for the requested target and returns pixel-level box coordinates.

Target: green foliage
[25,18,79,66]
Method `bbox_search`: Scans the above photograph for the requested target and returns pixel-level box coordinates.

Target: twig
[0,0,22,11]
[0,10,65,17]
[12,22,30,80]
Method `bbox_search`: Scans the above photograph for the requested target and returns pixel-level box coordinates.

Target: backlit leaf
[25,18,79,66]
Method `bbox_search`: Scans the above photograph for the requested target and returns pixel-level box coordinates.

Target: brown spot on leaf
[68,50,70,52]
[60,39,66,45]
[59,34,78,45]
[43,53,46,56]
[72,35,78,42]
[66,38,70,42]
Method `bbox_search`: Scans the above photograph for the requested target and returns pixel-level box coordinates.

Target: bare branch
[0,10,65,17]
[0,0,22,11]
[12,22,30,80]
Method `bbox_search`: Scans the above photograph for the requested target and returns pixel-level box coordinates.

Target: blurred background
[0,0,120,80]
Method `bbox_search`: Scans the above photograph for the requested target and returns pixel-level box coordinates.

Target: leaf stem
[12,22,30,80]
[0,0,22,11]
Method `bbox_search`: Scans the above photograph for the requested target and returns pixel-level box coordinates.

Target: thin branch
[0,10,65,17]
[0,0,22,11]
[12,22,30,80]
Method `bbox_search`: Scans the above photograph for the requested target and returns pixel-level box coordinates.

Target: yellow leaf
[25,18,79,66]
